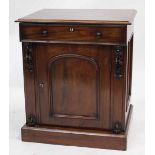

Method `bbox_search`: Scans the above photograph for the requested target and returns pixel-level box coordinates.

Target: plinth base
[21,105,133,150]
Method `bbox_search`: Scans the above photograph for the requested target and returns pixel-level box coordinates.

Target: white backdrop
[9,0,145,155]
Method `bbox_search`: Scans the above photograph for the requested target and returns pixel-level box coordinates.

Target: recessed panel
[48,54,99,120]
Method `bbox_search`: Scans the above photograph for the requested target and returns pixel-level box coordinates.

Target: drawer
[20,24,126,44]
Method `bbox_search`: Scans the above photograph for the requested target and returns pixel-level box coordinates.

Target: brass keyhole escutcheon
[69,27,74,32]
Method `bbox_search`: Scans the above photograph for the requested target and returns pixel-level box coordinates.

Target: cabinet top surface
[16,9,136,25]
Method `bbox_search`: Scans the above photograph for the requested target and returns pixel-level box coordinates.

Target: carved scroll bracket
[24,43,33,73]
[112,121,123,134]
[26,114,37,127]
[114,46,123,79]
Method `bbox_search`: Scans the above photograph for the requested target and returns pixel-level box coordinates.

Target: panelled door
[35,43,111,130]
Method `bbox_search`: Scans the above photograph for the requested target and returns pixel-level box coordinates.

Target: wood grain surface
[16,9,137,25]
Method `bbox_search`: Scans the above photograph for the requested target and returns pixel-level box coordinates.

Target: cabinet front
[35,43,111,130]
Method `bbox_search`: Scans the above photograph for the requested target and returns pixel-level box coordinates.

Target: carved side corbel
[26,114,37,127]
[112,121,123,134]
[114,46,123,79]
[23,43,33,73]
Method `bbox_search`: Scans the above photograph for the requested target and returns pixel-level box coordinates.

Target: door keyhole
[39,82,44,88]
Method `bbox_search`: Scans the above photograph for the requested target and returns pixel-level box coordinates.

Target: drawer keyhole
[69,27,74,32]
[96,32,102,39]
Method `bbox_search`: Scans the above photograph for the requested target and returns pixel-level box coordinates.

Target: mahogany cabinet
[16,9,136,150]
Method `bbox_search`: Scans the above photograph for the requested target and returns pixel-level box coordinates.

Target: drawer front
[20,24,126,44]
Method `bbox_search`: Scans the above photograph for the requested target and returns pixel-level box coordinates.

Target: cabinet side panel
[129,35,133,97]
[22,42,37,125]
[122,46,128,129]
[125,35,134,124]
